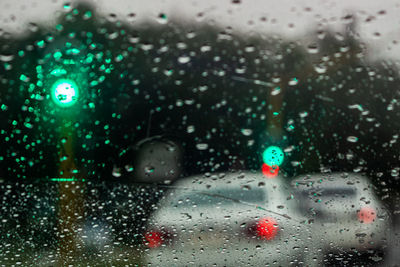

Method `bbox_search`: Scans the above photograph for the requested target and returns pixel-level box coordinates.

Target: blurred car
[291,172,391,265]
[143,171,308,266]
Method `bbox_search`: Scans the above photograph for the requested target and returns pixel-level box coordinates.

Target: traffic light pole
[267,81,285,141]
[56,114,85,264]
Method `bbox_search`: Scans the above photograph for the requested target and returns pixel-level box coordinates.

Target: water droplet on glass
[291,161,301,167]
[196,143,209,150]
[144,166,155,175]
[112,166,122,177]
[307,43,319,54]
[391,168,399,177]
[347,136,358,143]
[166,144,176,152]
[187,125,195,133]
[0,54,14,62]
[314,64,327,74]
[299,111,308,118]
[200,45,211,52]
[156,13,168,24]
[124,165,134,172]
[178,56,191,64]
[107,13,118,23]
[288,78,299,86]
[241,129,253,136]
[271,87,281,96]
[127,13,136,22]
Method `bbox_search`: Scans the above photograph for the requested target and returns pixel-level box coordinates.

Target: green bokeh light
[262,146,284,167]
[51,79,79,107]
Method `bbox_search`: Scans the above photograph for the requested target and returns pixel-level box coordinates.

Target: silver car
[143,171,309,266]
[291,172,391,265]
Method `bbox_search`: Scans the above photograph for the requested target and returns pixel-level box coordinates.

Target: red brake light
[144,229,173,248]
[144,231,163,248]
[357,206,377,224]
[256,217,279,240]
[246,217,279,240]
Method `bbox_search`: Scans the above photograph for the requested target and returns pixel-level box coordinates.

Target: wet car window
[297,188,358,222]
[170,188,266,207]
[0,0,399,266]
[305,188,357,196]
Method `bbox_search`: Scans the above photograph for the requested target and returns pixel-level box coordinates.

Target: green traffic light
[262,146,284,167]
[51,79,79,107]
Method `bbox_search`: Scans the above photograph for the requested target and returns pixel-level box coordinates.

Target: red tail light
[357,206,377,224]
[262,164,279,178]
[246,217,279,240]
[144,229,173,248]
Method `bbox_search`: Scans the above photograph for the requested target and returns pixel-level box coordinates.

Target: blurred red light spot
[145,231,163,248]
[256,217,279,240]
[262,163,279,178]
[358,206,377,224]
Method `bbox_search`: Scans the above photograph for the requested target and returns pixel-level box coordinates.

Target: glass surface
[0,0,399,266]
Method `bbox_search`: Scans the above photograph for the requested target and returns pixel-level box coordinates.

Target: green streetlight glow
[51,79,79,107]
[262,146,284,167]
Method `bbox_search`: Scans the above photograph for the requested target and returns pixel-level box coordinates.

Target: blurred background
[0,0,399,266]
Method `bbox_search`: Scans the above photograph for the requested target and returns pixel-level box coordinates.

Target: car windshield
[0,0,399,266]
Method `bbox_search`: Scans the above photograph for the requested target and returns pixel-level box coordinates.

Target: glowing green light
[36,40,45,48]
[53,51,62,59]
[50,178,85,182]
[51,79,79,107]
[84,11,92,19]
[50,68,67,76]
[262,146,284,167]
[66,48,80,55]
[19,74,29,82]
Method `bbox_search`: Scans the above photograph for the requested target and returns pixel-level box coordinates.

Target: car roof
[170,171,289,191]
[291,172,373,190]
[158,171,294,208]
[151,171,299,223]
